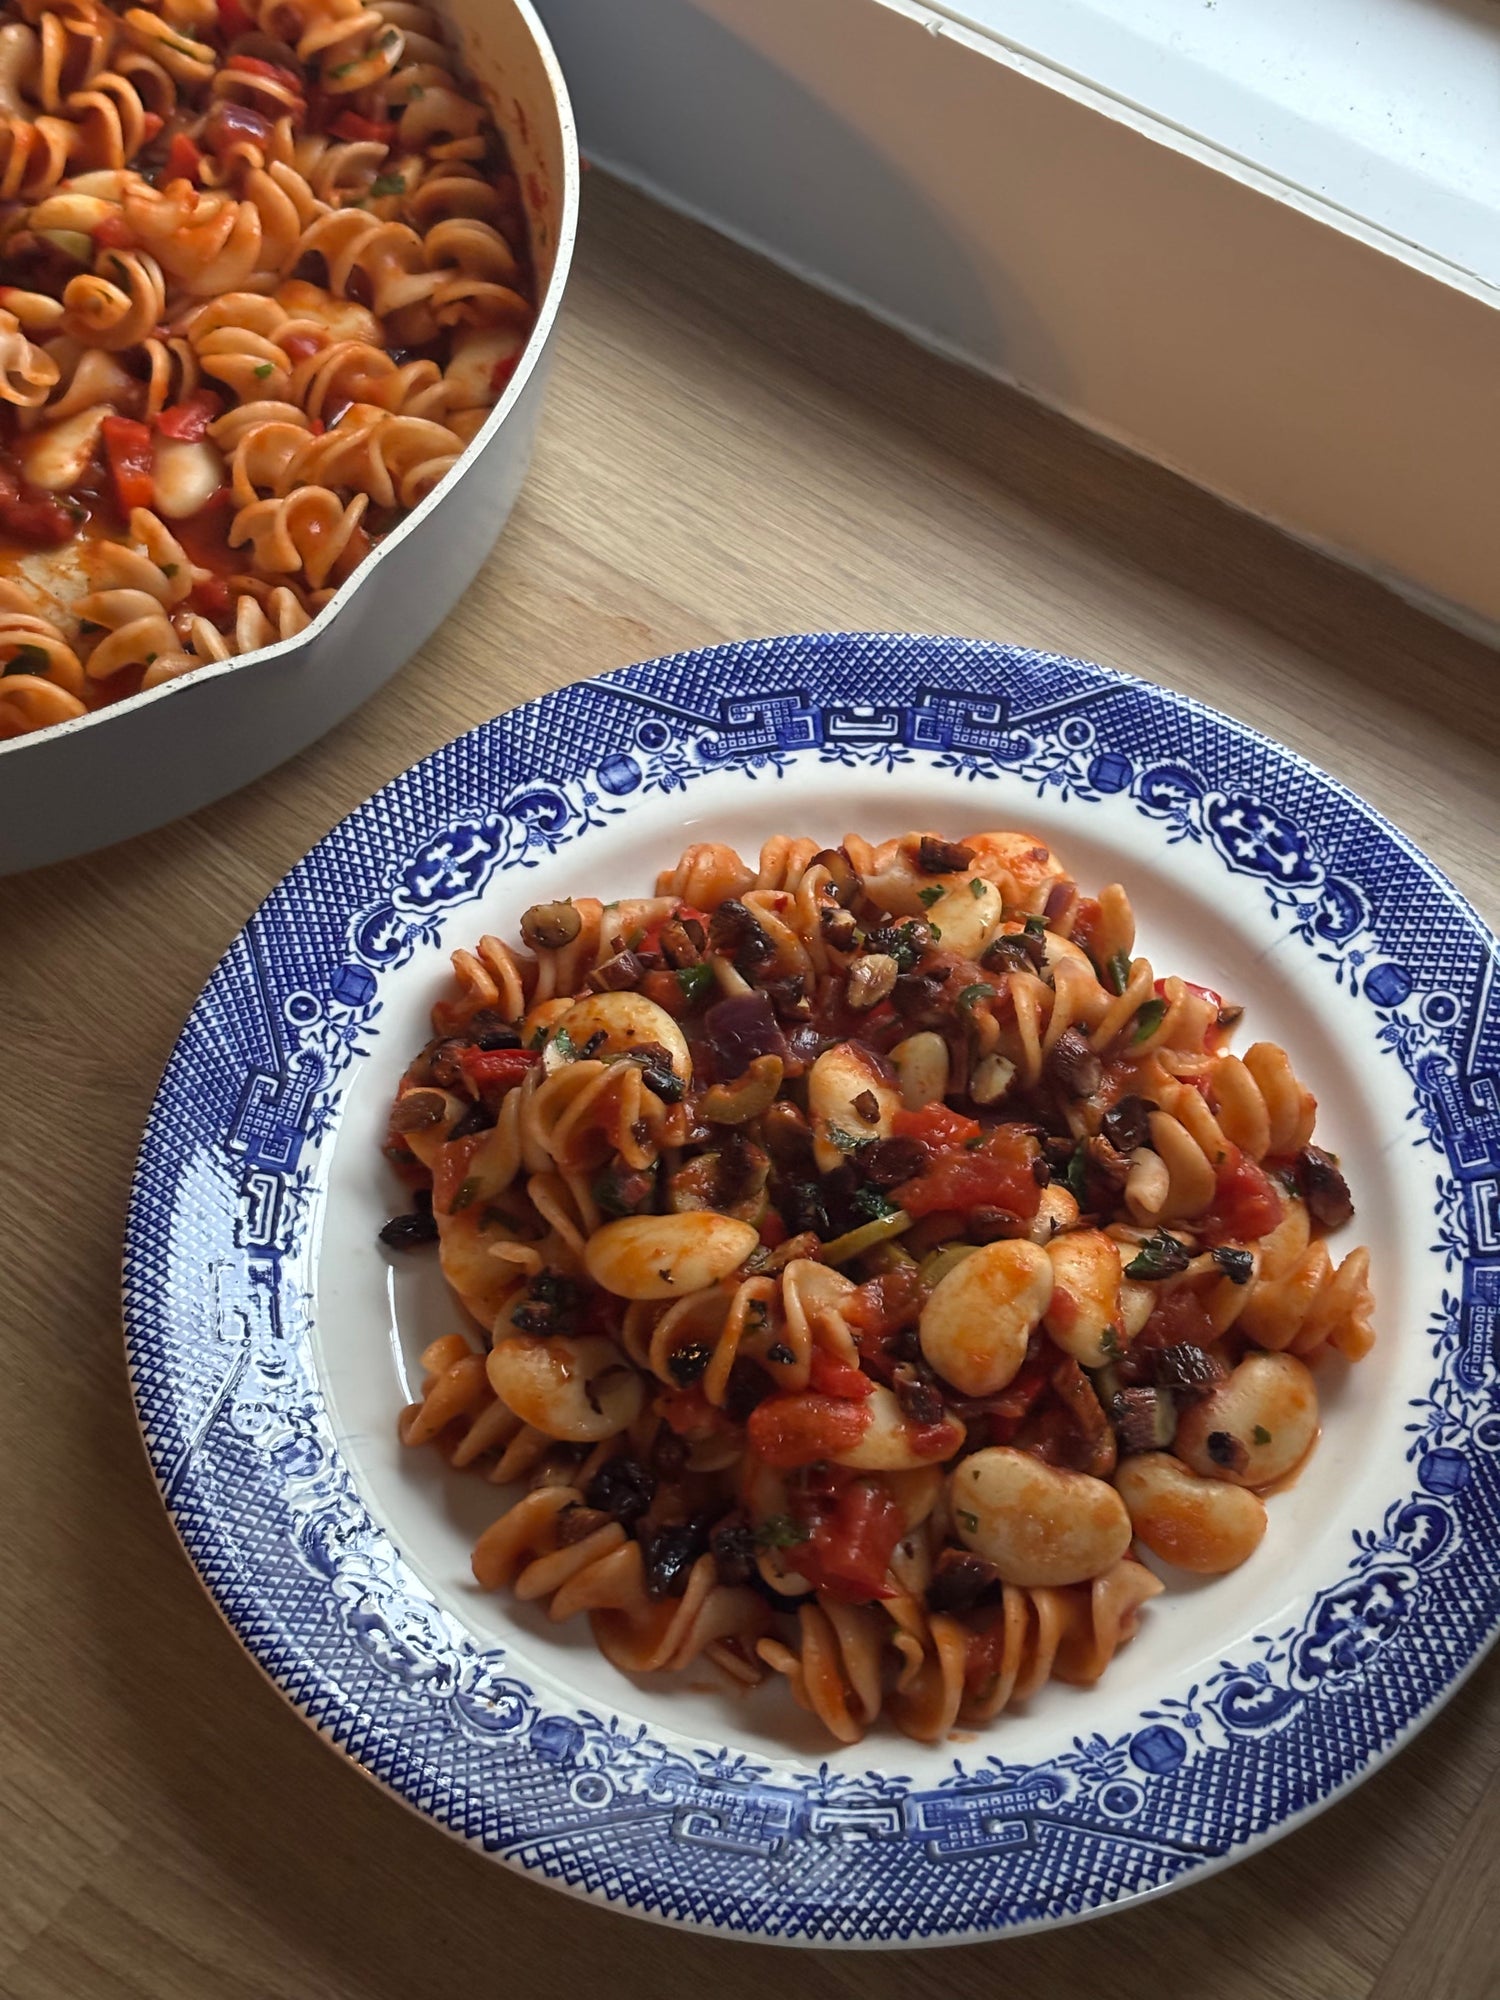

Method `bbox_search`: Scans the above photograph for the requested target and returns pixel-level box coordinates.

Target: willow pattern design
[0,0,533,739]
[382,827,1376,1745]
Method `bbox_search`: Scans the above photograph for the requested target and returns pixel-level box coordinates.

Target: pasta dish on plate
[382,828,1375,1745]
[0,0,532,740]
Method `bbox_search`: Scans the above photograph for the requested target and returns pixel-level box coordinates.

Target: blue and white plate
[124,633,1500,1944]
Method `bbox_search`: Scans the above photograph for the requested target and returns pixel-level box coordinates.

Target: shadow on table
[69,1342,1499,2000]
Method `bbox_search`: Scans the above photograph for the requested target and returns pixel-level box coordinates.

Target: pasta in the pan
[383,829,1376,1744]
[0,0,532,740]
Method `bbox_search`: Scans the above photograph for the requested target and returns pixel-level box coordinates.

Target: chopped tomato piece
[154,389,223,442]
[747,1391,871,1468]
[656,1386,729,1439]
[91,212,135,249]
[278,330,323,364]
[845,1265,923,1341]
[1203,1145,1283,1243]
[1143,1287,1218,1351]
[164,132,204,184]
[893,1103,980,1149]
[807,1350,874,1400]
[101,416,155,514]
[0,463,76,545]
[217,0,255,36]
[1153,976,1224,1011]
[982,1333,1055,1445]
[1069,895,1102,958]
[330,109,396,146]
[490,355,518,395]
[226,53,304,89]
[457,1045,540,1094]
[187,576,232,620]
[140,111,164,143]
[758,1208,788,1249]
[788,1481,903,1601]
[895,1134,1041,1222]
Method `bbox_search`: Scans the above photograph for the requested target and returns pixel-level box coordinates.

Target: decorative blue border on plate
[123,634,1500,1943]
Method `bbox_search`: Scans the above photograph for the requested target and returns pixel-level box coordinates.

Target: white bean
[1028,1184,1080,1243]
[808,1039,901,1173]
[919,875,1005,958]
[584,1211,758,1299]
[1175,1352,1319,1486]
[919,1238,1053,1395]
[1044,1229,1124,1367]
[951,1447,1132,1586]
[1114,1452,1267,1573]
[889,1031,949,1111]
[544,991,691,1080]
[830,1385,965,1471]
[486,1334,644,1441]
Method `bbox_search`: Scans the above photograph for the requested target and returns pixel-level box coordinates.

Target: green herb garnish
[1125,1230,1192,1281]
[917,885,943,908]
[370,172,406,198]
[1106,948,1130,996]
[1132,998,1168,1045]
[675,962,715,1005]
[755,1514,810,1550]
[826,1123,862,1154]
[1099,1326,1120,1358]
[850,1186,898,1223]
[449,1176,480,1213]
[1023,914,1047,937]
[1253,1425,1272,1446]
[957,981,995,1010]
[968,877,985,898]
[254,362,274,379]
[956,1509,979,1533]
[1065,1142,1088,1204]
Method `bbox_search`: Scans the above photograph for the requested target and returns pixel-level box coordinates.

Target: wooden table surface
[3,174,1498,2000]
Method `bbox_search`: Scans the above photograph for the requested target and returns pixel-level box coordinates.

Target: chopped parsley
[448,1176,480,1213]
[550,1025,577,1062]
[755,1514,810,1550]
[850,1186,898,1223]
[1065,1141,1088,1204]
[957,981,996,1010]
[1023,914,1047,937]
[1253,1424,1272,1446]
[329,58,357,77]
[917,885,943,907]
[1132,998,1168,1045]
[1106,948,1130,996]
[956,1509,980,1533]
[1098,1326,1121,1358]
[254,362,274,379]
[674,962,715,1005]
[968,877,985,898]
[825,1123,862,1154]
[371,172,406,198]
[1125,1230,1192,1280]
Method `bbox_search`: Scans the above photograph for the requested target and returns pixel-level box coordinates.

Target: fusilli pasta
[0,0,534,738]
[382,828,1376,1742]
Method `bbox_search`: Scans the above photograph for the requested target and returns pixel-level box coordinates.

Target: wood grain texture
[1,172,1496,2000]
